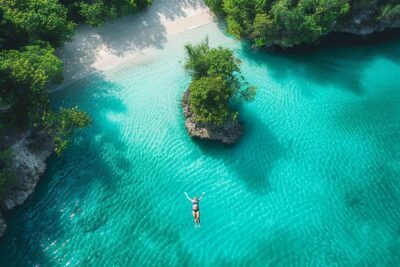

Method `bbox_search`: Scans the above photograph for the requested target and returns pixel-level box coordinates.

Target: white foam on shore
[55,0,215,90]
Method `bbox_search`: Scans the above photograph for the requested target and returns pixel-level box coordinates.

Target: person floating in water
[184,192,205,227]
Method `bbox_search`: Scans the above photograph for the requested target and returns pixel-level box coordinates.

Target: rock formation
[1,131,53,210]
[334,10,400,36]
[182,90,242,144]
[0,130,53,238]
[0,211,6,237]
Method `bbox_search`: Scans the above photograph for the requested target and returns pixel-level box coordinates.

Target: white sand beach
[57,0,215,87]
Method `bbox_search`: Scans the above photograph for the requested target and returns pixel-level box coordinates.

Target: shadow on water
[236,29,400,96]
[193,111,286,195]
[60,0,207,81]
[287,29,400,52]
[0,73,131,265]
[333,163,400,266]
[334,96,400,216]
[318,81,400,265]
[333,90,400,136]
[0,72,197,266]
[214,226,306,266]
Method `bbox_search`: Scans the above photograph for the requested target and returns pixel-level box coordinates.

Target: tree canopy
[184,38,256,125]
[205,0,400,47]
[64,0,153,26]
[0,148,17,197]
[0,43,90,154]
[43,106,91,155]
[0,0,76,47]
[0,43,63,124]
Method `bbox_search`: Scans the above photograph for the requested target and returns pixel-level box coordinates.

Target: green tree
[0,43,63,125]
[0,43,90,155]
[68,0,152,26]
[0,148,17,197]
[0,0,76,46]
[380,4,400,23]
[184,38,240,80]
[189,76,235,125]
[78,1,106,26]
[205,0,223,13]
[184,39,256,125]
[206,0,352,47]
[43,106,91,155]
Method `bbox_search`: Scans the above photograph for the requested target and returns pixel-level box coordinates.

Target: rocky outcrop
[334,10,400,35]
[182,90,242,144]
[0,130,52,239]
[1,131,52,211]
[266,10,400,48]
[0,211,6,237]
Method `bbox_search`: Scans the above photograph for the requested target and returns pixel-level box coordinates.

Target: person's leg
[196,211,201,226]
[192,211,197,226]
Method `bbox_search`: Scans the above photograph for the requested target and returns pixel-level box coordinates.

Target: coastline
[1,0,400,263]
[54,0,400,90]
[0,130,53,238]
[1,131,53,211]
[0,0,215,239]
[55,0,215,89]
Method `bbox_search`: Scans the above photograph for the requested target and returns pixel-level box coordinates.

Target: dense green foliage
[380,3,400,23]
[0,0,152,48]
[206,0,400,47]
[189,76,235,125]
[0,43,63,124]
[184,39,256,125]
[44,107,91,155]
[73,0,152,26]
[0,148,17,197]
[0,43,90,154]
[0,0,75,47]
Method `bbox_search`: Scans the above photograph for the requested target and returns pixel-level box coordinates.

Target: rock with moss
[334,6,400,35]
[0,211,5,237]
[182,90,242,144]
[0,131,52,211]
[182,39,256,144]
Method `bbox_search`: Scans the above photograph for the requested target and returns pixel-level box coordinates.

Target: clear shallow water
[1,23,400,266]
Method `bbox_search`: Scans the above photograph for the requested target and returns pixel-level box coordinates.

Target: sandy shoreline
[56,0,215,88]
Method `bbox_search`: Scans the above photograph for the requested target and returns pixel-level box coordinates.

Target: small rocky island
[182,38,256,144]
[182,91,242,144]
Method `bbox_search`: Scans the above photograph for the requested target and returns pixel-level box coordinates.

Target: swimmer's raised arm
[198,192,205,201]
[184,192,193,202]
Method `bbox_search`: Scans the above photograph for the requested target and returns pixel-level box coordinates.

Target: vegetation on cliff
[0,149,17,198]
[0,0,152,197]
[184,38,256,126]
[205,0,400,47]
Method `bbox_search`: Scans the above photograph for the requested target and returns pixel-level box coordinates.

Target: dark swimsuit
[192,201,199,212]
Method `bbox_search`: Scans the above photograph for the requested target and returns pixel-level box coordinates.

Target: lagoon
[1,21,400,266]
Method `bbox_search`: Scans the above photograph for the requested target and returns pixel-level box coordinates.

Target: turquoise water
[1,23,400,266]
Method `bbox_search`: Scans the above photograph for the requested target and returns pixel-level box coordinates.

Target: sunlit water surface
[1,23,400,266]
